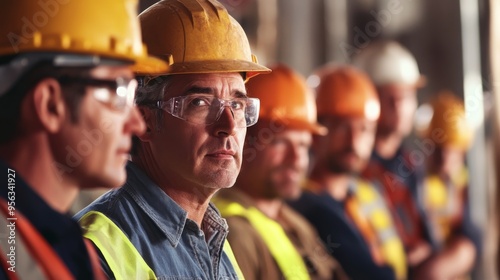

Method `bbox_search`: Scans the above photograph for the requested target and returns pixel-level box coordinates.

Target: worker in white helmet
[356,40,477,279]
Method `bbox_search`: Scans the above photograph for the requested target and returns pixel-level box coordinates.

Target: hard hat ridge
[138,0,270,79]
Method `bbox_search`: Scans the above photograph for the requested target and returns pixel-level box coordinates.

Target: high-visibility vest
[0,199,105,280]
[423,169,467,245]
[362,160,426,250]
[347,180,408,280]
[78,210,244,280]
[213,198,311,280]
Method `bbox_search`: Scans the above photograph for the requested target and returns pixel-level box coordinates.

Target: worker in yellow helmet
[289,65,407,280]
[416,91,479,279]
[214,64,348,280]
[74,0,269,279]
[0,1,166,279]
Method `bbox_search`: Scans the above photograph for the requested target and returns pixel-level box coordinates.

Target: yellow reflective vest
[423,169,468,245]
[213,198,311,280]
[79,211,244,280]
[351,180,407,280]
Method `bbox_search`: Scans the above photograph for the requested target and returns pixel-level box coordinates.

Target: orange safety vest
[0,198,105,280]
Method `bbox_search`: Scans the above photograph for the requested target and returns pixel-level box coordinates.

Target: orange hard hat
[423,91,472,150]
[246,64,327,135]
[139,0,269,79]
[313,65,380,121]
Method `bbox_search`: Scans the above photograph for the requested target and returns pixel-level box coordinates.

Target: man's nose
[212,106,237,137]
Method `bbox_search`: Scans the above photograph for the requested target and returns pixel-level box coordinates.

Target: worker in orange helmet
[416,91,479,279]
[289,64,407,280]
[214,64,348,280]
[0,0,167,279]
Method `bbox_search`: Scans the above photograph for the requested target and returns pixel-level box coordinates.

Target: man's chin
[280,189,302,200]
[81,173,125,190]
[273,184,301,200]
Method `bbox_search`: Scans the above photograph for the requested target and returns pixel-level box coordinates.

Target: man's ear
[137,106,155,142]
[32,78,67,133]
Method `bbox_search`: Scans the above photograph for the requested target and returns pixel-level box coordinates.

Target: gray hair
[131,75,173,156]
[135,75,172,132]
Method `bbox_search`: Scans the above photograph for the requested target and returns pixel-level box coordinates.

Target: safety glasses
[59,76,138,111]
[153,94,260,127]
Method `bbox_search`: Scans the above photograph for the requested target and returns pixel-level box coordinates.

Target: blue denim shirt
[74,161,238,280]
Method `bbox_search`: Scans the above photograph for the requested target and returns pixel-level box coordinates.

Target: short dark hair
[0,62,92,144]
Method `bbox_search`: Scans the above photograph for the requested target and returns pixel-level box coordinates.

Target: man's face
[56,65,145,188]
[428,146,465,178]
[148,73,247,191]
[377,84,418,137]
[241,124,312,200]
[318,116,377,174]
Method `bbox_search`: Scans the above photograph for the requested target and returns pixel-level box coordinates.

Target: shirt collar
[123,161,228,247]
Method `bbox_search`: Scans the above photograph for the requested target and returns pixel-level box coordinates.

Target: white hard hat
[353,40,425,87]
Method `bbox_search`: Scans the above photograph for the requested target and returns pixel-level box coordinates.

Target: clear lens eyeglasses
[154,94,260,127]
[59,76,138,111]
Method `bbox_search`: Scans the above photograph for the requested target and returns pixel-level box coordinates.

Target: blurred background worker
[354,40,436,269]
[356,40,477,279]
[0,0,166,279]
[75,0,269,279]
[416,91,479,279]
[214,64,348,280]
[290,65,406,280]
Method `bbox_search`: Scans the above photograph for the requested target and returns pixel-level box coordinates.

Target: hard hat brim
[150,60,271,80]
[0,47,170,75]
[269,118,328,136]
[132,54,170,74]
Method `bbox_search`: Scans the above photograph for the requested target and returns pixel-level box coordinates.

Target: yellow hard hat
[0,0,168,74]
[353,40,425,88]
[312,65,380,121]
[246,64,327,135]
[424,91,472,150]
[139,0,270,79]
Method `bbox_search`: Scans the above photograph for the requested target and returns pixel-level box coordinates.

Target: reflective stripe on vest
[214,198,311,280]
[363,160,425,250]
[352,181,407,280]
[0,211,45,280]
[223,239,246,280]
[78,211,157,280]
[0,198,74,280]
[424,171,467,245]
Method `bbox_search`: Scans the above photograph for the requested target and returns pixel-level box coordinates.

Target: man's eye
[189,97,211,107]
[230,99,246,110]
